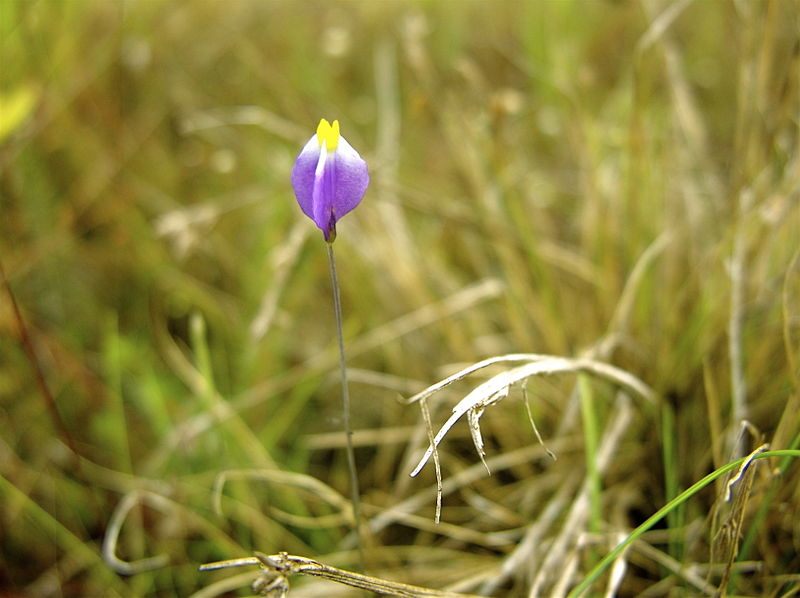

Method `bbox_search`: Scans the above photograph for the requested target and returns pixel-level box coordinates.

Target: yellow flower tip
[316,118,340,150]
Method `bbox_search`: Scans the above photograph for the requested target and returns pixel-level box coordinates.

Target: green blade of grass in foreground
[568,449,800,597]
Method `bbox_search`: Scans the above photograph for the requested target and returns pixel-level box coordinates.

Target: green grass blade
[568,450,800,598]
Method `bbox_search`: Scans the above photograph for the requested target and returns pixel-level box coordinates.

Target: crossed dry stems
[199,551,482,598]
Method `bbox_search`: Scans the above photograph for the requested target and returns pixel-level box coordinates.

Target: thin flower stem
[327,242,365,570]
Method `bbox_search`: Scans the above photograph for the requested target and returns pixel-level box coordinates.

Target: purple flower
[291,119,369,242]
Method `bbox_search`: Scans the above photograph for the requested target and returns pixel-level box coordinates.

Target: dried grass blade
[200,552,485,598]
[410,357,656,477]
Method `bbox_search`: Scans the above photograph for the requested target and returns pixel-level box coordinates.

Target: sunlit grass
[1,1,799,597]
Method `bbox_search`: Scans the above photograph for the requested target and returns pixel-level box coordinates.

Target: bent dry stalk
[199,552,483,598]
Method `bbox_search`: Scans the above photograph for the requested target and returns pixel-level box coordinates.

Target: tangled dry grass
[2,1,799,597]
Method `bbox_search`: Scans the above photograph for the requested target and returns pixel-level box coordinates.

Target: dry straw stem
[408,353,656,478]
[478,471,582,595]
[151,278,502,462]
[103,490,170,575]
[631,540,717,595]
[199,551,483,598]
[350,436,575,547]
[212,468,352,528]
[711,443,769,595]
[103,488,244,576]
[530,393,634,597]
[249,221,311,341]
[726,191,749,459]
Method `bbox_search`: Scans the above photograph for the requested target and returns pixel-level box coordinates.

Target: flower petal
[291,134,322,222]
[329,135,369,225]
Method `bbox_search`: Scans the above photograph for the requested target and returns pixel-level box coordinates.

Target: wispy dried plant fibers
[408,354,656,528]
[199,552,484,598]
[710,444,769,597]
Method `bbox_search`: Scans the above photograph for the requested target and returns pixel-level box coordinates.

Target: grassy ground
[1,1,799,597]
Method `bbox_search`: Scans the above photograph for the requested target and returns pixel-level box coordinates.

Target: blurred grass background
[1,0,799,596]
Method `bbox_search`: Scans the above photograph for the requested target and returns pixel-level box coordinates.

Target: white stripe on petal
[312,141,330,228]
